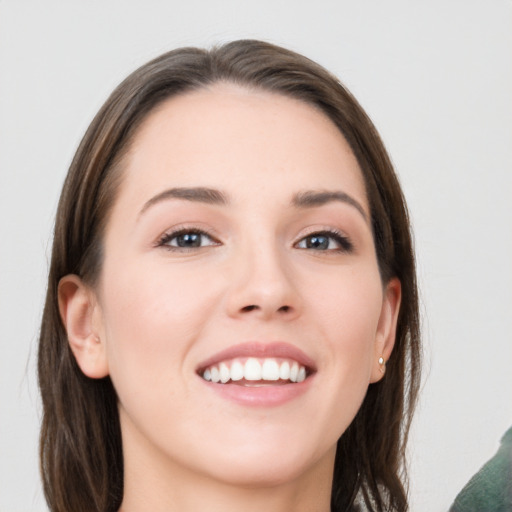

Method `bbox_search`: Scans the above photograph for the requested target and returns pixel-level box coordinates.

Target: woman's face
[87,85,400,487]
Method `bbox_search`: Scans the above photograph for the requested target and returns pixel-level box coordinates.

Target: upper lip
[196,341,317,373]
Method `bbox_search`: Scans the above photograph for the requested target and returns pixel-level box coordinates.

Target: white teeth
[210,366,220,383]
[201,358,308,384]
[219,363,230,383]
[244,358,262,381]
[230,360,244,381]
[279,361,290,380]
[289,361,299,382]
[261,359,280,381]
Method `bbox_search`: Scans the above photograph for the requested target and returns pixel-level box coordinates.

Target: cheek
[98,259,222,395]
[305,266,383,402]
[308,265,383,345]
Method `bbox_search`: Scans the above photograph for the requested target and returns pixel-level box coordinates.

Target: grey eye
[159,230,218,249]
[172,232,205,247]
[300,234,331,250]
[295,231,353,252]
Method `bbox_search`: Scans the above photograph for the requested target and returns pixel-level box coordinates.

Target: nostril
[238,304,293,315]
[241,305,259,312]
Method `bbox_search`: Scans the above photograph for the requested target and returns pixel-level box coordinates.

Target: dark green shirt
[450,427,512,512]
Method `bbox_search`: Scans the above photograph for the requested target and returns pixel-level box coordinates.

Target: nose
[224,242,301,321]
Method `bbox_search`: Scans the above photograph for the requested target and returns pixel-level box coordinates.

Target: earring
[378,356,386,374]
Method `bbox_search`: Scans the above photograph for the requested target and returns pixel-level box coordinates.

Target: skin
[59,84,401,512]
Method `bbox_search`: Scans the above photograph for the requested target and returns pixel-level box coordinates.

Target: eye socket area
[294,230,353,253]
[155,226,353,253]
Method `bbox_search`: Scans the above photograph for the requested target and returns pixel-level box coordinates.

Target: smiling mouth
[200,357,309,385]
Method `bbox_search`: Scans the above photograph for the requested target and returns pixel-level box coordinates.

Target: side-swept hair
[39,39,421,512]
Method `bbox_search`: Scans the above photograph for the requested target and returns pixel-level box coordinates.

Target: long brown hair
[38,40,421,512]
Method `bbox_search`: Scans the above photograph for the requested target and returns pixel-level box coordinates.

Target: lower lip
[201,377,313,407]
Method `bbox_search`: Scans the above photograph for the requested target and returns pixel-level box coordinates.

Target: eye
[157,229,219,250]
[295,231,353,252]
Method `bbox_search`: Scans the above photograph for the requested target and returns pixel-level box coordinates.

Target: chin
[186,435,337,489]
[202,456,320,488]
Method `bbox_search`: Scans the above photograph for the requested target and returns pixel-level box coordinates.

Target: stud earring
[378,356,386,374]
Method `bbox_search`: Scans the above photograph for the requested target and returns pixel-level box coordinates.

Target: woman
[38,40,421,512]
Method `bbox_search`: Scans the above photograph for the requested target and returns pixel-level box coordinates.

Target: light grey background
[1,1,511,510]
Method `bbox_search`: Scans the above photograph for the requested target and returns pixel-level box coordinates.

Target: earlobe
[370,277,401,383]
[58,274,109,379]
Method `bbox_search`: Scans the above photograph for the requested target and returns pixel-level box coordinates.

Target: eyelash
[156,227,353,254]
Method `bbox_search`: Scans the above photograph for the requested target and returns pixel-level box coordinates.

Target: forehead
[117,83,367,212]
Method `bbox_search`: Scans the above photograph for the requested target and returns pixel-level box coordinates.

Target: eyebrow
[139,187,228,216]
[139,186,368,223]
[292,190,368,222]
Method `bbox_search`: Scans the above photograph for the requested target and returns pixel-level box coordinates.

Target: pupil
[177,233,201,247]
[307,235,328,249]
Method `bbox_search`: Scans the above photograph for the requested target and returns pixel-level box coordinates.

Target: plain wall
[1,1,511,510]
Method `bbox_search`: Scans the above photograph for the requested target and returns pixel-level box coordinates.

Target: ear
[370,277,401,383]
[58,274,109,379]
